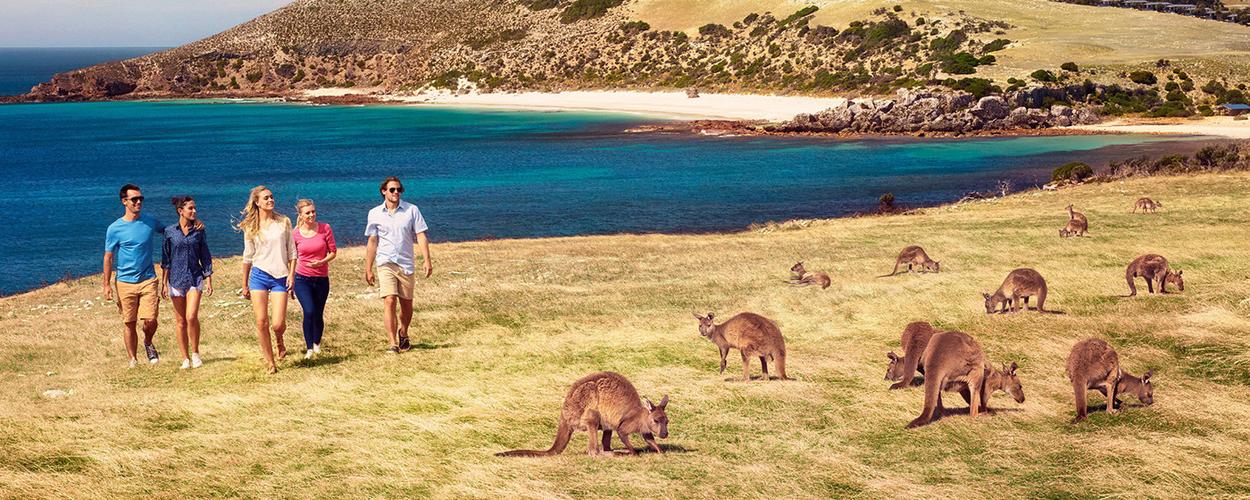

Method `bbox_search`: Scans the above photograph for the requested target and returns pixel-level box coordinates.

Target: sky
[0,0,295,47]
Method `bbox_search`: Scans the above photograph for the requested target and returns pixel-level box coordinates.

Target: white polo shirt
[365,200,429,274]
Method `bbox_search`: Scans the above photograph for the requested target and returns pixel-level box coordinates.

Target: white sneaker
[128,358,137,369]
[180,359,191,370]
[312,343,321,354]
[191,353,203,368]
[304,349,314,360]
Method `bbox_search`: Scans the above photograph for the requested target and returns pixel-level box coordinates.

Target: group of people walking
[101,177,432,373]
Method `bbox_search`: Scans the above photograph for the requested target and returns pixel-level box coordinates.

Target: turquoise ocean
[0,48,1210,294]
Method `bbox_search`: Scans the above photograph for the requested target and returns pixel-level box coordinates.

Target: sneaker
[387,345,401,355]
[128,358,137,369]
[191,353,203,368]
[398,336,411,352]
[304,349,314,360]
[180,359,191,370]
[145,344,160,364]
[312,343,321,354]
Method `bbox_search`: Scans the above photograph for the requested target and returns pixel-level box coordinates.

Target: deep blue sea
[0,48,1212,295]
[0,47,165,96]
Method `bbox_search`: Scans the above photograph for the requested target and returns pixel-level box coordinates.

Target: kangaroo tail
[496,420,573,457]
[1125,267,1137,296]
[878,262,901,278]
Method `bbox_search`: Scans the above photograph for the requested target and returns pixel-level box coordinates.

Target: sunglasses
[386,187,404,193]
[127,196,145,203]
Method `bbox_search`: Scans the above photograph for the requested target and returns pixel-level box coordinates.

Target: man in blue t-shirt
[103,184,163,368]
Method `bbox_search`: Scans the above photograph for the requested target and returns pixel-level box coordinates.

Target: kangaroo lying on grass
[789,261,831,289]
[880,245,940,277]
[1066,338,1154,423]
[983,268,1048,313]
[1126,254,1184,296]
[695,312,788,381]
[885,321,938,390]
[906,330,1025,428]
[1133,197,1161,213]
[496,372,669,457]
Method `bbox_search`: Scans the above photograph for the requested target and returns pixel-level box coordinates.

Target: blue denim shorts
[248,267,289,293]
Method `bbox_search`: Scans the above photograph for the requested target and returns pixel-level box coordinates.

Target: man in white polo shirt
[364,176,433,353]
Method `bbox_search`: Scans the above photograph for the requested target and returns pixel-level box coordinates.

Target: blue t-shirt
[104,214,162,283]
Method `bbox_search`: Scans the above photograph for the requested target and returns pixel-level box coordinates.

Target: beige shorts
[377,263,415,300]
[116,278,159,323]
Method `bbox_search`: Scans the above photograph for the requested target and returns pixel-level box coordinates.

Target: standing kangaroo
[885,321,938,390]
[907,330,1025,428]
[789,261,831,289]
[695,312,788,381]
[1060,204,1088,237]
[880,245,940,277]
[496,372,669,457]
[1125,254,1184,296]
[1066,338,1154,423]
[1066,203,1088,223]
[1132,197,1161,213]
[983,268,1048,313]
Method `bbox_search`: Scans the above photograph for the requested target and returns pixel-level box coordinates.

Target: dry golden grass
[628,0,1250,81]
[3,172,1250,497]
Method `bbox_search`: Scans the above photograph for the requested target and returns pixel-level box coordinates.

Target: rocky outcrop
[774,88,1100,135]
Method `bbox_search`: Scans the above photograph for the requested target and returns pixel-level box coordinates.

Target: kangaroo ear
[887,351,899,361]
[1010,361,1018,374]
[707,312,714,320]
[1176,270,1182,276]
[659,394,669,408]
[644,398,655,411]
[1143,370,1153,382]
[982,292,991,299]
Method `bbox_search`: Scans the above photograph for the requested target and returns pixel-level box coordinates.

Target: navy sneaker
[145,344,160,364]
[398,336,411,352]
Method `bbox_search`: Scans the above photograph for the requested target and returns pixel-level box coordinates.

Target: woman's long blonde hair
[236,185,287,240]
[295,199,316,228]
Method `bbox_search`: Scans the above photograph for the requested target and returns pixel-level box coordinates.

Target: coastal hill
[4,171,1250,496]
[22,0,1250,105]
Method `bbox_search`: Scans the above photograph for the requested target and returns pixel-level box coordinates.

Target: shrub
[779,6,819,27]
[893,5,903,12]
[1146,102,1193,117]
[929,30,967,53]
[1030,69,1057,82]
[620,21,650,33]
[978,54,996,65]
[1198,104,1214,116]
[526,0,559,10]
[1052,162,1094,183]
[698,23,732,38]
[944,77,1001,98]
[1129,71,1157,85]
[982,38,1010,52]
[245,71,263,83]
[941,52,981,74]
[1060,62,1079,72]
[915,17,926,26]
[560,0,623,23]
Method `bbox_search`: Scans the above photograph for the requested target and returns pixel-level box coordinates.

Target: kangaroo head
[1167,270,1184,291]
[999,362,1025,403]
[1155,200,1163,207]
[982,292,1002,314]
[791,261,806,275]
[885,351,905,381]
[925,260,940,273]
[643,395,670,439]
[1136,370,1155,406]
[694,312,716,338]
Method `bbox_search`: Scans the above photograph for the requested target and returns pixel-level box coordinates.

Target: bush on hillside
[1053,162,1094,183]
[982,38,1010,52]
[779,6,820,27]
[698,23,732,38]
[944,77,1001,98]
[1129,71,1157,85]
[1060,62,1079,72]
[1030,69,1057,82]
[560,0,623,23]
[940,52,981,74]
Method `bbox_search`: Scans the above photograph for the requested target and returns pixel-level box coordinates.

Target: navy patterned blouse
[161,224,213,290]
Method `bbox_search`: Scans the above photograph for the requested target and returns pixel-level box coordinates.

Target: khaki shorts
[115,278,159,323]
[377,263,415,300]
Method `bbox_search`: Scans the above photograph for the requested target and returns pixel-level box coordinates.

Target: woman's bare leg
[171,296,190,361]
[251,290,276,373]
[271,292,289,359]
[185,289,203,354]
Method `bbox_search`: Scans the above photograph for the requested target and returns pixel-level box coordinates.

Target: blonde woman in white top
[238,185,297,374]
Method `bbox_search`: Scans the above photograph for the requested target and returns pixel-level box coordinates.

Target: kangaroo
[983,268,1048,313]
[1066,203,1088,223]
[1059,217,1087,237]
[496,372,669,457]
[906,330,986,428]
[884,321,938,390]
[695,312,788,381]
[1132,197,1161,213]
[789,261,831,289]
[1125,254,1184,296]
[880,245,940,277]
[1066,338,1154,423]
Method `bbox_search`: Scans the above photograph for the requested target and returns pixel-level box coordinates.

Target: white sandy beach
[1072,116,1250,139]
[303,88,845,121]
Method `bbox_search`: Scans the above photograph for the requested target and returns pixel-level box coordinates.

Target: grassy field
[629,0,1250,81]
[3,172,1250,497]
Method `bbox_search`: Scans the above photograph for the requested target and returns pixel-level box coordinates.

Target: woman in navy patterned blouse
[160,195,214,370]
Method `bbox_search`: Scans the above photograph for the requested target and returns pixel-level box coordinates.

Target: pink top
[293,222,337,277]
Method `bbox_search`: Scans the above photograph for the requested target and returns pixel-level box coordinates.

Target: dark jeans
[293,274,330,350]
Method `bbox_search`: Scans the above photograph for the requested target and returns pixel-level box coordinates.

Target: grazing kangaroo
[885,321,938,390]
[496,372,669,457]
[1125,254,1184,296]
[789,261,831,289]
[983,268,1048,313]
[1066,338,1154,423]
[1059,217,1087,237]
[1132,197,1161,213]
[880,245,940,277]
[695,312,788,381]
[907,331,1025,428]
